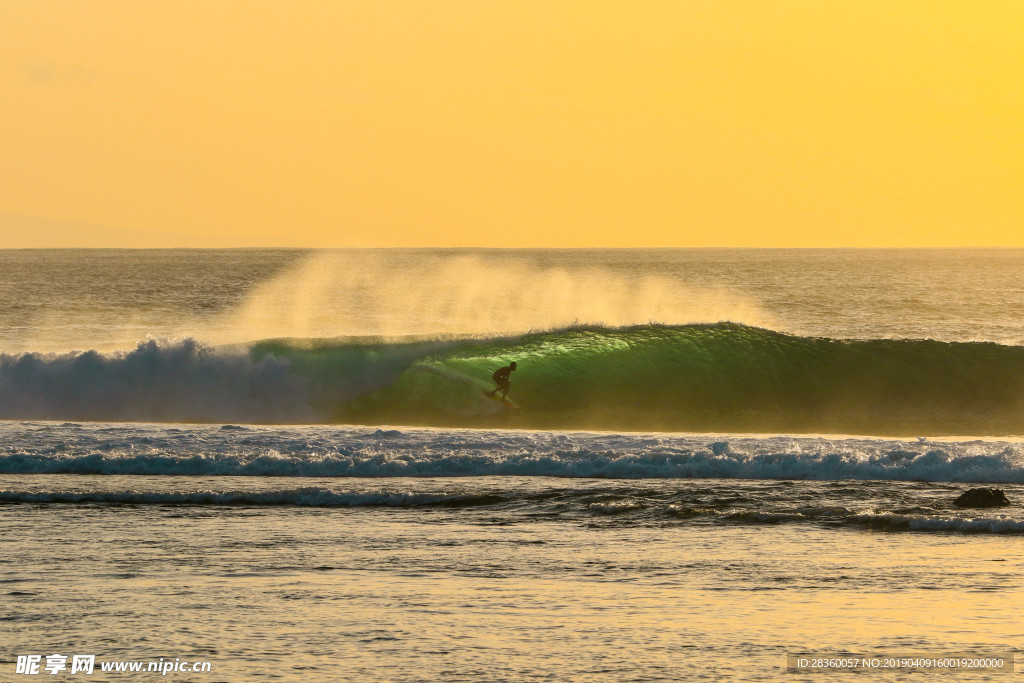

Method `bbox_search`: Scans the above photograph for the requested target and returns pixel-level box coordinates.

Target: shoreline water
[4,474,1022,681]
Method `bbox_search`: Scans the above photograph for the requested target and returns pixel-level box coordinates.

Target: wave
[4,324,1024,434]
[0,487,501,508]
[0,339,313,423]
[2,424,1023,482]
[4,483,1020,534]
[845,511,1024,534]
[719,509,1024,534]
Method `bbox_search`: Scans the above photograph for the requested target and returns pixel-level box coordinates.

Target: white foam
[2,423,1023,483]
[0,340,315,423]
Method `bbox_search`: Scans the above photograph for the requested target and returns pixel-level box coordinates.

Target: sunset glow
[2,1,1022,247]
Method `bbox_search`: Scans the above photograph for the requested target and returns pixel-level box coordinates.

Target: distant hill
[0,213,228,248]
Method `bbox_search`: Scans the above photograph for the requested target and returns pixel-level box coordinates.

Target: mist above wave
[13,251,776,352]
[9,249,1024,355]
[196,251,775,343]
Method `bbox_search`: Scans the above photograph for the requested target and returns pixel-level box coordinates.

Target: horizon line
[4,245,1024,251]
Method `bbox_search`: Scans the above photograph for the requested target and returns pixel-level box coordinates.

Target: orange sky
[1,1,1022,247]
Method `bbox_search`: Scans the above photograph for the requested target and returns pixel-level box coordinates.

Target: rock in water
[953,488,1011,508]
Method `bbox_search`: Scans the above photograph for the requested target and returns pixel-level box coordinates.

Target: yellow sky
[1,1,1022,247]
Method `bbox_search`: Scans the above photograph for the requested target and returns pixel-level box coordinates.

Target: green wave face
[252,324,1024,435]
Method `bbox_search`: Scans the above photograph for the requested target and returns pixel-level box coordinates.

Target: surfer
[487,361,517,400]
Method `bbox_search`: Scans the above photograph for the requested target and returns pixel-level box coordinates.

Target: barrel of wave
[327,323,1024,435]
[330,326,720,430]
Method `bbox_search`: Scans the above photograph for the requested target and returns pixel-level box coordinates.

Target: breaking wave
[4,323,1024,435]
[1,423,1023,483]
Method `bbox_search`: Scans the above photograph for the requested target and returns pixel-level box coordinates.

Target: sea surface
[2,249,1023,681]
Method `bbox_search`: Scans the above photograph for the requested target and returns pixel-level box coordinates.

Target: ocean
[2,249,1022,681]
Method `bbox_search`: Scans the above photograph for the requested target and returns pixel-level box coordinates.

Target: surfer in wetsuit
[488,361,517,400]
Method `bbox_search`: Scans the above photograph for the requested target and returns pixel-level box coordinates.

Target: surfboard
[481,389,518,408]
